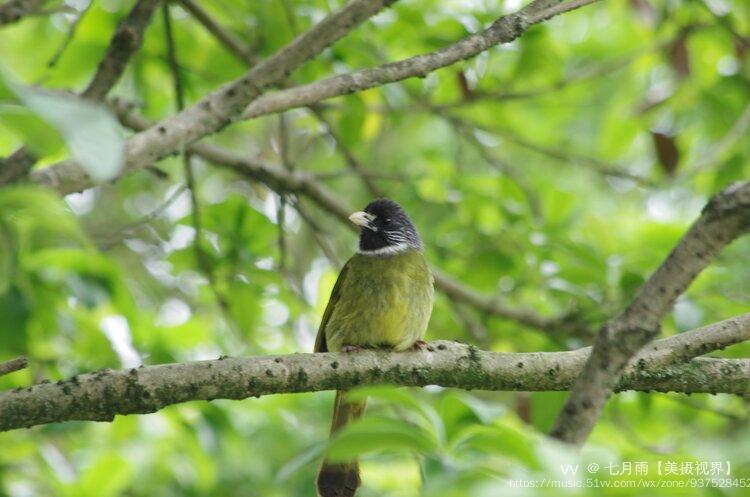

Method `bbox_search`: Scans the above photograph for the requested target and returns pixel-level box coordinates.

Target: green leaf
[450,420,540,469]
[713,154,746,190]
[0,185,89,247]
[336,94,366,147]
[276,443,326,482]
[0,104,65,157]
[1,69,124,181]
[326,415,439,461]
[17,87,123,181]
[62,453,133,497]
[530,391,568,433]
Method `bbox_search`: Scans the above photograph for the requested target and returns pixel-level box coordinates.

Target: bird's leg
[341,345,364,353]
[411,340,428,351]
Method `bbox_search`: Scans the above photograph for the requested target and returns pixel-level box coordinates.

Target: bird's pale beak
[348,211,375,230]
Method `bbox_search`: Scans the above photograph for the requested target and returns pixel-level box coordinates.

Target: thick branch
[2,312,749,432]
[550,182,750,445]
[241,0,601,120]
[30,0,399,194]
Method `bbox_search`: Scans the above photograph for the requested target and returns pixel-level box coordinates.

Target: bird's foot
[411,340,429,351]
[341,345,364,353]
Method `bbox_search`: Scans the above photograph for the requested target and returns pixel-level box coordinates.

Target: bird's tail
[316,390,367,497]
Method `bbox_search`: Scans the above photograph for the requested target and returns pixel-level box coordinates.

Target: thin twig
[470,119,653,185]
[313,170,409,181]
[0,0,46,26]
[162,4,234,326]
[429,106,543,222]
[276,114,291,270]
[687,101,750,175]
[448,301,490,348]
[289,197,341,267]
[45,0,92,70]
[94,184,188,249]
[176,0,258,65]
[0,357,28,377]
[308,105,384,198]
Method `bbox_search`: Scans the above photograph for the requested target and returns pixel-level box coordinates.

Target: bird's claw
[412,340,429,351]
[341,345,364,353]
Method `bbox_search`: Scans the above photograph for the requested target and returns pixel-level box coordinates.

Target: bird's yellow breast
[324,249,434,352]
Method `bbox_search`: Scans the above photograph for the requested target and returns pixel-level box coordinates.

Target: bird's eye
[383,217,391,225]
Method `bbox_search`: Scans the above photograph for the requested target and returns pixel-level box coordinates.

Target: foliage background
[0,0,749,495]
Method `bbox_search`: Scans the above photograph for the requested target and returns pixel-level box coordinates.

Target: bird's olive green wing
[314,258,351,353]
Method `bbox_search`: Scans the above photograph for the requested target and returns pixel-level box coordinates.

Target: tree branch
[550,181,750,445]
[0,356,28,377]
[30,0,400,194]
[240,0,601,120]
[30,0,601,195]
[180,0,388,200]
[82,0,161,99]
[0,0,45,26]
[0,0,160,185]
[2,311,749,432]
[175,0,259,65]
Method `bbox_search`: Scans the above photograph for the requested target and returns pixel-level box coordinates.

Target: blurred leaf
[276,443,325,482]
[530,391,568,433]
[336,94,366,147]
[61,453,133,497]
[8,82,124,181]
[620,270,645,302]
[0,104,65,157]
[326,416,439,461]
[666,33,691,79]
[713,154,745,190]
[651,131,680,176]
[450,420,540,469]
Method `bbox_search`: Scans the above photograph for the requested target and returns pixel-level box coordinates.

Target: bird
[314,198,434,497]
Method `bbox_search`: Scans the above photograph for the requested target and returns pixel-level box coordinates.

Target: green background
[0,0,749,495]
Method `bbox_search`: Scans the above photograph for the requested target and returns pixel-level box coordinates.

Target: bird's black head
[349,198,423,256]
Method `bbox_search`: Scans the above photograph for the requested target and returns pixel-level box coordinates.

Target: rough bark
[1,313,748,433]
[29,0,601,194]
[82,0,161,99]
[0,357,28,377]
[240,0,600,120]
[30,0,401,194]
[550,182,750,445]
